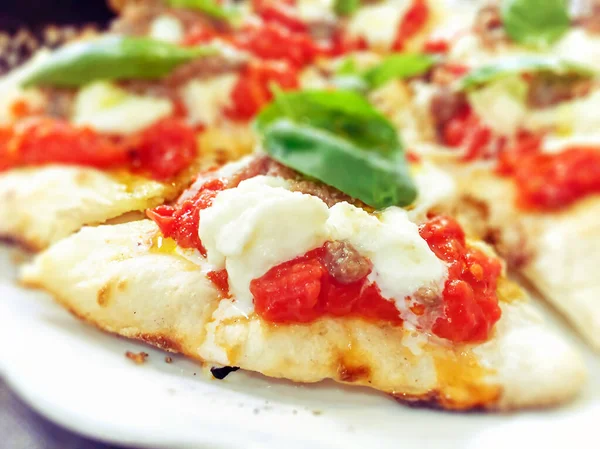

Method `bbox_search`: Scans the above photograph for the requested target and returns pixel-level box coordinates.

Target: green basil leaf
[363,53,436,89]
[501,0,570,47]
[458,56,595,91]
[165,0,238,21]
[255,90,417,208]
[22,36,217,88]
[334,53,435,91]
[334,0,360,16]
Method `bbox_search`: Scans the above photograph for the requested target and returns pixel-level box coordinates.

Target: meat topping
[526,74,594,109]
[322,241,372,284]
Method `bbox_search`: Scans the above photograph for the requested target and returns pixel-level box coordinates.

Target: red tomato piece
[226,61,300,121]
[393,0,430,51]
[147,178,226,255]
[420,215,502,343]
[124,118,198,180]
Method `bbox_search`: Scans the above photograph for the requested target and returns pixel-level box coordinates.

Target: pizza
[2,0,595,412]
[373,0,600,350]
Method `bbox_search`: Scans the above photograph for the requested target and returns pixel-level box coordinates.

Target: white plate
[0,244,598,449]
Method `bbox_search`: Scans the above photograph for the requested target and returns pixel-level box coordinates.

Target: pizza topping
[419,216,502,342]
[148,177,226,254]
[255,89,416,209]
[334,0,360,16]
[501,0,570,47]
[249,213,501,343]
[458,56,595,92]
[572,0,600,33]
[498,136,600,210]
[21,36,218,88]
[322,240,372,284]
[338,53,436,91]
[0,116,198,180]
[72,82,174,135]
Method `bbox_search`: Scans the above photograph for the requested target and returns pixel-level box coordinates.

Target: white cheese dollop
[149,15,185,43]
[72,81,173,134]
[182,74,238,127]
[296,0,335,22]
[326,203,447,317]
[347,0,412,49]
[555,28,600,72]
[408,162,456,222]
[199,176,330,314]
[199,174,448,322]
[468,77,529,136]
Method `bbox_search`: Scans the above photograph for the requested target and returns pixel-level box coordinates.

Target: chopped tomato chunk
[250,246,402,325]
[249,215,501,344]
[0,117,198,179]
[124,117,198,180]
[419,216,502,343]
[0,118,128,171]
[393,0,430,50]
[147,178,225,255]
[226,61,300,121]
[207,269,231,298]
[508,146,600,210]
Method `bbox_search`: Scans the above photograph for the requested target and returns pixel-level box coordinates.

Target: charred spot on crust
[337,361,371,383]
[96,283,111,307]
[210,366,240,380]
[392,391,489,412]
[135,333,182,352]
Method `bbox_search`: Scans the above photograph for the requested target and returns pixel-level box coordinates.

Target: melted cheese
[296,0,335,22]
[199,176,330,314]
[347,0,412,49]
[182,74,238,127]
[327,203,447,317]
[468,77,528,136]
[198,175,448,322]
[72,82,173,134]
[408,161,456,222]
[149,15,185,43]
[555,28,600,72]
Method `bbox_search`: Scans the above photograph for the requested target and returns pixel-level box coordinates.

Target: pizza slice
[376,1,600,349]
[20,89,586,410]
[21,154,586,411]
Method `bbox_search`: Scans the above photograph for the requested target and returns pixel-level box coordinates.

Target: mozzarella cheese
[347,0,412,49]
[555,29,600,72]
[72,82,173,134]
[468,77,529,136]
[296,0,335,22]
[149,15,185,43]
[198,175,448,323]
[408,161,456,222]
[182,74,238,127]
[199,176,330,314]
[327,203,447,318]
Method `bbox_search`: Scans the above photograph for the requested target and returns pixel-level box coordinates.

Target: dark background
[0,0,115,31]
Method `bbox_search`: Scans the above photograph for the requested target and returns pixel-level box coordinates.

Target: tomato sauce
[147,178,225,256]
[443,103,600,210]
[225,61,300,121]
[247,215,501,343]
[500,141,600,211]
[0,117,198,180]
[393,0,430,50]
